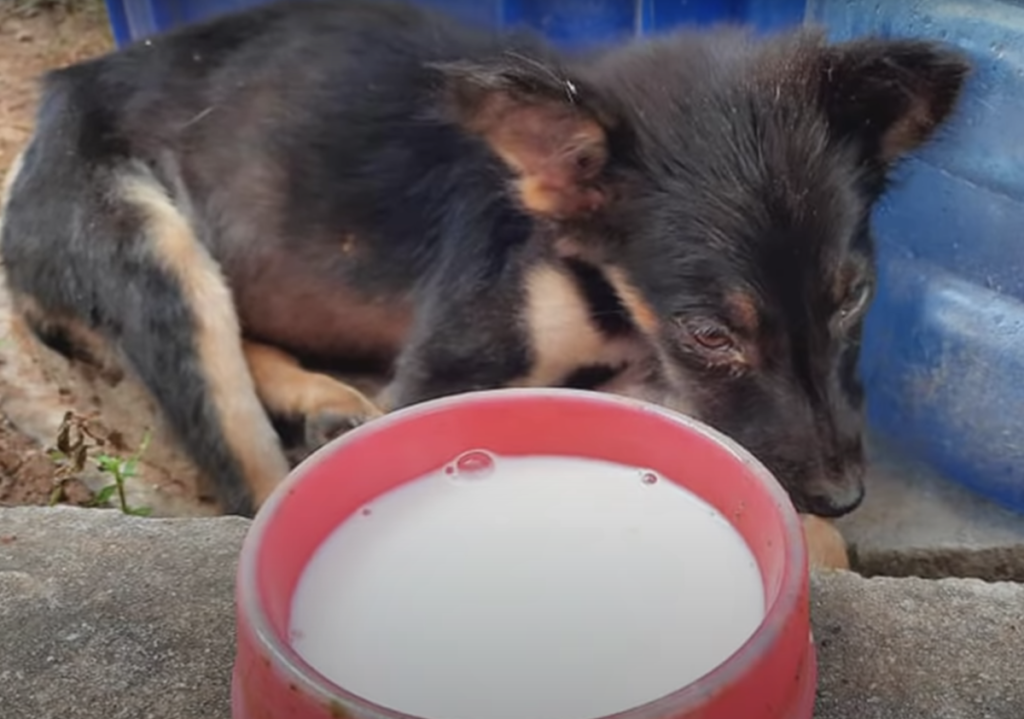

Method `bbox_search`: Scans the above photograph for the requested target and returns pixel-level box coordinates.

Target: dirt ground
[0,2,112,172]
[0,3,217,515]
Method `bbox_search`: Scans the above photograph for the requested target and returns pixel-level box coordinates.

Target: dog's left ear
[432,55,615,220]
[818,38,971,167]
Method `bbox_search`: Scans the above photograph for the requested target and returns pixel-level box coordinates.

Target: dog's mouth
[590,358,869,519]
[788,474,866,518]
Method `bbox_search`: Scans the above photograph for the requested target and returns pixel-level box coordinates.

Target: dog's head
[436,27,970,517]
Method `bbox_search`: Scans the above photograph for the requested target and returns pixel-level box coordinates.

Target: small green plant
[91,431,153,516]
[48,411,153,516]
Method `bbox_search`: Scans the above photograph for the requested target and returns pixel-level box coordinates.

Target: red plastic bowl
[231,388,816,719]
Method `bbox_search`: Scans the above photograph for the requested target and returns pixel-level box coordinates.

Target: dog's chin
[793,479,866,519]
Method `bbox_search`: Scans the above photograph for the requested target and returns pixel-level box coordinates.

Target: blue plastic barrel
[103,1,808,48]
[102,0,1024,515]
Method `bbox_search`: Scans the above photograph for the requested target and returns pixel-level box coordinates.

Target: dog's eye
[689,324,736,352]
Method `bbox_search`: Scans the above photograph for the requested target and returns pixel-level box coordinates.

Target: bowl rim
[236,387,809,719]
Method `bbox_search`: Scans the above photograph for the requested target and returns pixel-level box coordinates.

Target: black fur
[0,0,970,516]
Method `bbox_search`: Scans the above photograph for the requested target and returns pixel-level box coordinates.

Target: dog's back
[1,1,564,514]
[1,0,969,516]
[12,0,546,274]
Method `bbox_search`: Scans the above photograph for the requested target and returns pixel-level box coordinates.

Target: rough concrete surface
[811,571,1024,719]
[2,506,1023,719]
[839,438,1024,581]
[0,506,247,719]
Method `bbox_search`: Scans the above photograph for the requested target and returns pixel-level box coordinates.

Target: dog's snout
[802,485,864,518]
[800,464,866,518]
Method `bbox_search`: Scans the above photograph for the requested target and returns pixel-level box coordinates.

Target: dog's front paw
[276,383,385,466]
[802,514,851,571]
[304,403,382,450]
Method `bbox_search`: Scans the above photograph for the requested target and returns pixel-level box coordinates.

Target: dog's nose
[801,475,865,518]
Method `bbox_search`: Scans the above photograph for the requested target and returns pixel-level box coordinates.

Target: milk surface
[290,452,765,719]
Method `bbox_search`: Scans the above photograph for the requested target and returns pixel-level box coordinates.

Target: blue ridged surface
[103,0,807,47]
[810,0,1024,513]
[103,0,1024,514]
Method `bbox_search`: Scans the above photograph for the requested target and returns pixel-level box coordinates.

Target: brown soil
[0,3,116,508]
[0,411,93,507]
[0,2,113,173]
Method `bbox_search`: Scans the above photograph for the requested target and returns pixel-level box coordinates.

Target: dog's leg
[244,340,383,451]
[114,174,292,512]
[379,280,534,411]
[3,161,291,515]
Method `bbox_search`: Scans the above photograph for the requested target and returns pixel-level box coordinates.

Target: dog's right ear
[817,37,971,168]
[433,55,614,220]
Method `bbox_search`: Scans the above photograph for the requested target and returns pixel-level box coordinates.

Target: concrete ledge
[1,506,1022,719]
[811,571,1024,719]
[839,438,1024,582]
[0,507,244,719]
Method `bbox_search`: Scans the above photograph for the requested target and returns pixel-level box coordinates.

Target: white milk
[290,452,765,719]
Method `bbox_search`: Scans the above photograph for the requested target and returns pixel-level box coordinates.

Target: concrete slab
[2,506,1023,719]
[811,570,1024,719]
[0,506,246,719]
[837,437,1024,581]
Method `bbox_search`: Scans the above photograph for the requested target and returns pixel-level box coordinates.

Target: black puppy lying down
[0,0,969,516]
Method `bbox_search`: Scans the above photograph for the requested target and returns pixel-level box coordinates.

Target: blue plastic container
[102,0,1024,515]
[104,1,809,49]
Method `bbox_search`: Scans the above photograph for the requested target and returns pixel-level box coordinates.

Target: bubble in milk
[639,470,659,485]
[446,449,496,481]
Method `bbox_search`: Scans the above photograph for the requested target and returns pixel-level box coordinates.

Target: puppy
[0,0,969,516]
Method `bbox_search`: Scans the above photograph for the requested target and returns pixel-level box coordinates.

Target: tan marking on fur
[802,514,851,571]
[516,263,638,387]
[235,262,413,363]
[120,173,290,507]
[726,290,760,334]
[0,150,27,248]
[1,149,25,213]
[244,340,382,421]
[881,96,937,162]
[604,266,660,335]
[461,92,608,219]
[722,290,762,369]
[341,233,357,255]
[530,254,697,416]
[552,234,586,259]
[514,171,605,219]
[517,176,565,217]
